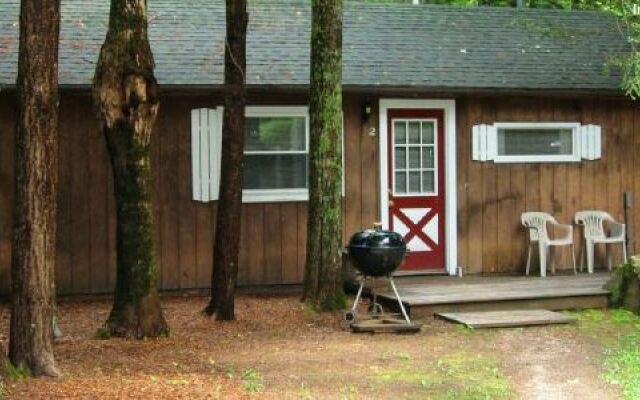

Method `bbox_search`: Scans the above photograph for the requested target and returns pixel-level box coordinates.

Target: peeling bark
[10,0,61,377]
[204,0,248,321]
[303,0,346,311]
[93,0,168,338]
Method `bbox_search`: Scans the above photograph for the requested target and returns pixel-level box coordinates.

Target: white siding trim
[379,99,458,276]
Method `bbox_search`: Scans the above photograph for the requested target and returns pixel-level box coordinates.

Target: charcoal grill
[344,223,421,333]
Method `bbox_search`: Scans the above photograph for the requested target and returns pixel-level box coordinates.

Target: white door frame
[379,99,457,276]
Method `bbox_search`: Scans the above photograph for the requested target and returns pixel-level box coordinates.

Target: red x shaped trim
[393,208,439,251]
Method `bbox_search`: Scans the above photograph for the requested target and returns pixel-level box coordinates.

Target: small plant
[3,360,29,380]
[94,326,111,340]
[242,368,263,393]
[0,378,4,400]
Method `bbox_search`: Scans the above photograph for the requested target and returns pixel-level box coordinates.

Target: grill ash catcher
[344,223,422,333]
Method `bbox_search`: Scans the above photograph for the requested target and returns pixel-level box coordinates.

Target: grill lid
[348,228,405,249]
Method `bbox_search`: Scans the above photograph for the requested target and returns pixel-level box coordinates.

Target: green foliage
[569,309,640,399]
[242,368,264,393]
[95,326,112,340]
[2,360,30,380]
[377,351,514,399]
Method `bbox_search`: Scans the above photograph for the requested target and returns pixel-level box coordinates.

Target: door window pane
[421,122,434,144]
[245,117,306,151]
[497,128,573,156]
[394,122,406,144]
[422,171,435,192]
[408,147,421,168]
[395,147,406,169]
[409,172,421,192]
[408,122,421,144]
[244,154,307,189]
[422,147,434,168]
[395,171,407,193]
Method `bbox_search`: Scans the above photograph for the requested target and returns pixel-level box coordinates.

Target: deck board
[436,310,576,328]
[376,274,610,315]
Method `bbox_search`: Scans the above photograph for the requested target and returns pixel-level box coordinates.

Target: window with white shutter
[472,122,601,163]
[191,108,223,202]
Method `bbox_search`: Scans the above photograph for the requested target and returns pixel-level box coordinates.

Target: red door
[388,109,445,272]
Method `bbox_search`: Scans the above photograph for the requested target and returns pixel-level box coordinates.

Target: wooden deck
[377,273,611,318]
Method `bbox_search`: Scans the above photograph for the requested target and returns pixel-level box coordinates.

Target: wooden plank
[280,203,299,284]
[238,204,250,285]
[0,94,14,294]
[195,202,213,288]
[360,99,378,228]
[436,310,576,328]
[466,100,484,273]
[87,98,110,293]
[297,202,308,283]
[176,101,198,290]
[344,95,362,236]
[481,99,498,273]
[456,98,470,271]
[159,107,181,290]
[494,98,514,273]
[263,204,283,284]
[69,101,92,293]
[246,204,264,285]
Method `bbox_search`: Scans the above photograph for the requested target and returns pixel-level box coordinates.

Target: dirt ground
[0,295,624,399]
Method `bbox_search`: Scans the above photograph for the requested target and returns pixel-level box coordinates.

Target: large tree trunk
[303,0,346,311]
[93,0,168,338]
[204,0,248,321]
[10,0,61,377]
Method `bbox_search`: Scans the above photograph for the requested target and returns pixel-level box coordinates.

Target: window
[472,122,599,163]
[243,106,309,202]
[392,119,437,195]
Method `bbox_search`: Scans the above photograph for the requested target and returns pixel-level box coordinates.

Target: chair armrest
[607,221,625,239]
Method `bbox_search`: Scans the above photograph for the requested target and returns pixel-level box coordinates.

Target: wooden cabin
[0,1,637,295]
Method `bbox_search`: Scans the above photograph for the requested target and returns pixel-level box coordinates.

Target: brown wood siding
[457,96,640,274]
[1,92,639,294]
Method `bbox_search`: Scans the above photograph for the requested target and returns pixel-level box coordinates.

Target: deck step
[436,309,576,329]
[376,274,611,317]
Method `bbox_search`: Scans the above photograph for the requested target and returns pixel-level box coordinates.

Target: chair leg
[579,242,585,273]
[607,244,613,272]
[526,244,532,276]
[550,246,556,275]
[623,242,628,264]
[539,243,547,277]
[586,240,595,274]
[571,244,577,275]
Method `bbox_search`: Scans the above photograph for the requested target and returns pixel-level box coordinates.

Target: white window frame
[493,122,581,163]
[242,106,310,203]
[391,118,439,197]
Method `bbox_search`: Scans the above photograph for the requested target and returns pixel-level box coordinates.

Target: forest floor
[0,295,638,399]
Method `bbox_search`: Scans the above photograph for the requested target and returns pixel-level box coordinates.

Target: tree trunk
[303,0,346,311]
[93,0,168,338]
[204,0,248,321]
[10,0,61,377]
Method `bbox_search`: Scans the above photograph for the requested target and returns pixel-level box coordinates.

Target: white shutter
[580,124,602,160]
[191,108,223,202]
[472,124,497,161]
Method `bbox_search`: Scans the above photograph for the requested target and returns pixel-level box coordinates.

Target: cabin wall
[456,96,640,274]
[0,91,378,295]
[1,91,638,295]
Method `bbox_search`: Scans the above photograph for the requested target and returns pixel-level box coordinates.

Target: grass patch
[568,309,640,399]
[242,368,263,393]
[376,351,513,399]
[2,360,29,380]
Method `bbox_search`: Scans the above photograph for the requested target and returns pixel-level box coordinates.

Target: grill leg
[389,277,411,324]
[351,279,365,312]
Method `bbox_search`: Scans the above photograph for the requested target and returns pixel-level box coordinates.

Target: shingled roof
[0,0,629,92]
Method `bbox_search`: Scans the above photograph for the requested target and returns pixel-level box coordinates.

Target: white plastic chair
[574,211,627,274]
[521,212,576,277]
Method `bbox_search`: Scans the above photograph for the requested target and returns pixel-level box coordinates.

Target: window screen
[497,128,573,156]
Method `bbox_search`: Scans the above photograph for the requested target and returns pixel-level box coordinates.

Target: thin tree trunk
[93,0,168,338]
[303,0,346,311]
[204,0,248,321]
[10,0,61,377]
